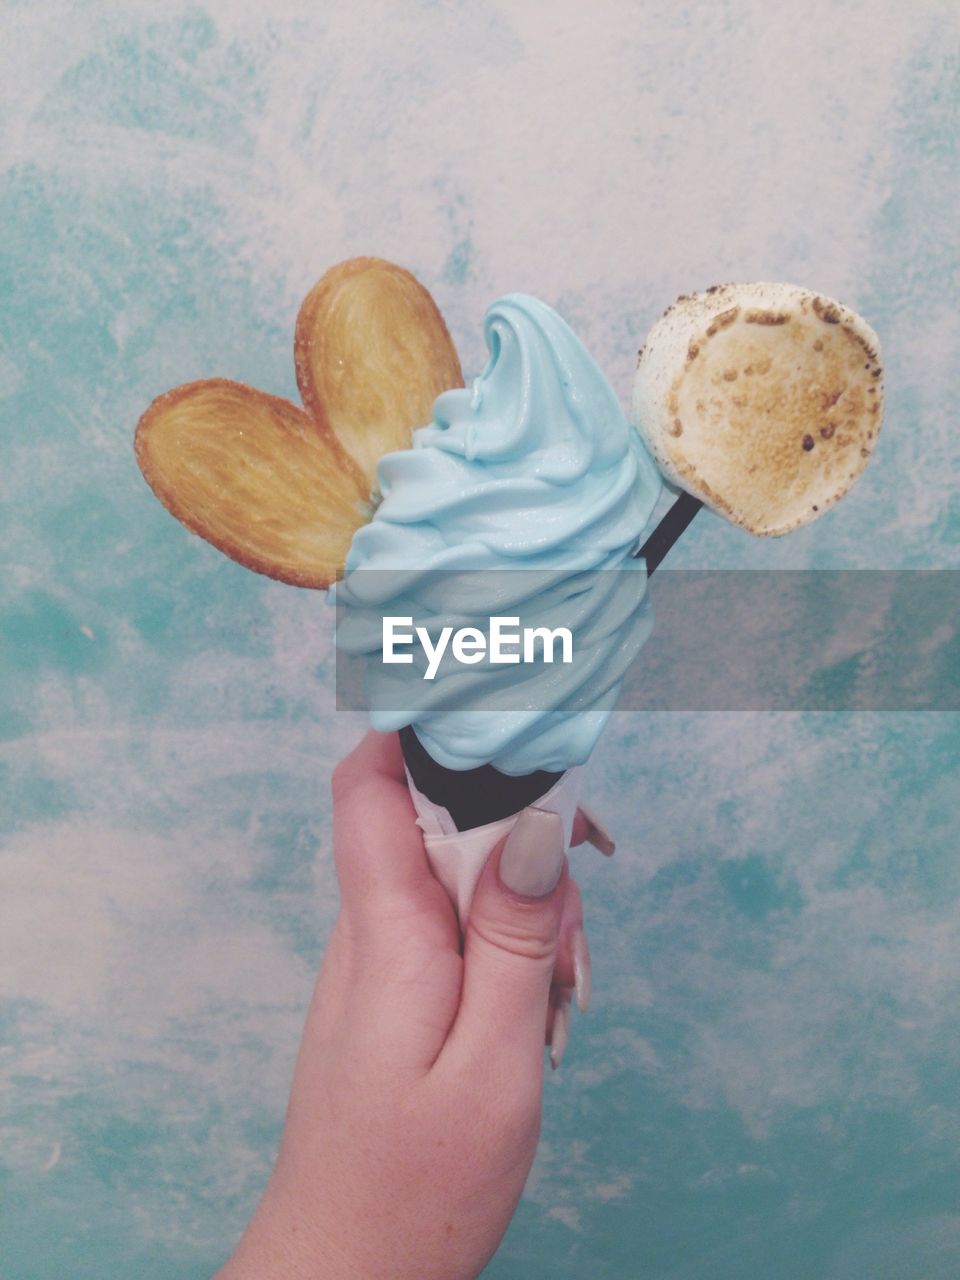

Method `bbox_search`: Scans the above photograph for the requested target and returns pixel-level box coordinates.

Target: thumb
[441,807,567,1080]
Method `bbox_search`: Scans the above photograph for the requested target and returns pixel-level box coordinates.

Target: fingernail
[579,803,615,857]
[571,927,592,1013]
[499,808,565,898]
[550,992,572,1070]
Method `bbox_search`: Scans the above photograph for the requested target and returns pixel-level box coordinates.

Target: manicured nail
[571,927,592,1013]
[550,992,572,1070]
[499,808,565,898]
[579,803,615,856]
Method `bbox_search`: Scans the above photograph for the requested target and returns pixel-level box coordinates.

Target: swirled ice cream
[336,294,661,774]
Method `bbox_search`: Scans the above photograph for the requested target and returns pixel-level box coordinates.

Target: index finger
[331,727,407,795]
[331,730,454,933]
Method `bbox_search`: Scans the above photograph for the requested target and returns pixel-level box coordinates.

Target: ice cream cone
[399,726,581,923]
[133,255,884,940]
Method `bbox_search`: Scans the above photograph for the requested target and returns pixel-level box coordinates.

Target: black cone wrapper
[398,725,563,832]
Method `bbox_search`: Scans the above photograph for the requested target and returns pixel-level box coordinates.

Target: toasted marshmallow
[632,282,883,536]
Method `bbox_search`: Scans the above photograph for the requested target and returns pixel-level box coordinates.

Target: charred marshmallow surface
[632,282,883,536]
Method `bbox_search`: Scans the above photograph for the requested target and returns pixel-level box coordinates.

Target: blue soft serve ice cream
[336,294,662,774]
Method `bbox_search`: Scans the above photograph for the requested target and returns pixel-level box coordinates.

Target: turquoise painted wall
[2,2,958,1276]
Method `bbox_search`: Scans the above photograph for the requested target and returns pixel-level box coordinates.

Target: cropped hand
[218,730,594,1280]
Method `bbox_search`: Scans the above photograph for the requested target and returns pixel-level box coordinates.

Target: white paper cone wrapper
[404,766,582,924]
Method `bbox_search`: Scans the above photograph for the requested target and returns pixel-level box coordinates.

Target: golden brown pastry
[135,257,463,587]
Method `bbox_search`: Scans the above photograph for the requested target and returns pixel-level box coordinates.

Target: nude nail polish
[571,927,592,1013]
[499,808,565,898]
[579,802,616,857]
[550,992,572,1070]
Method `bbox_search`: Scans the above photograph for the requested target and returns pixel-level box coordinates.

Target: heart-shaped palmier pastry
[135,257,464,587]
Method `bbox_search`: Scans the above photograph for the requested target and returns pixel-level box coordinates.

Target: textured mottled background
[2,2,958,1276]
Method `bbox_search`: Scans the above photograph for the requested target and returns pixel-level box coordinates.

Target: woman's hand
[218,730,595,1280]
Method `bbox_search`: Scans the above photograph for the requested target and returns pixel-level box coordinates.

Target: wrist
[216,1178,348,1280]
